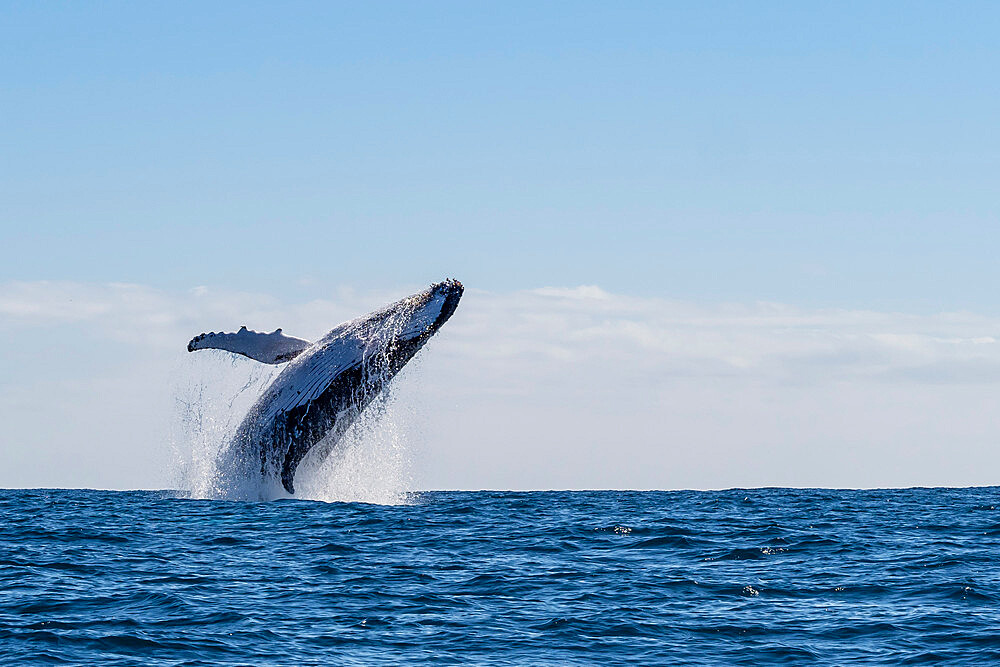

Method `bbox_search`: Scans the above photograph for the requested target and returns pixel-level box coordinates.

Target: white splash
[170,351,416,505]
[169,352,280,500]
[294,391,415,505]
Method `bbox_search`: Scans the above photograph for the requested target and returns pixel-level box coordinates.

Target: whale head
[396,278,464,343]
[332,278,464,353]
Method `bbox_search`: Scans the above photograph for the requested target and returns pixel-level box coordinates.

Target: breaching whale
[187,279,463,495]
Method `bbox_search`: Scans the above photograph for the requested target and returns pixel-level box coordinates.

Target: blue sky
[3,3,1000,492]
[3,2,999,310]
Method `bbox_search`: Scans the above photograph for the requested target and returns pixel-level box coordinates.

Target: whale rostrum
[187,279,464,494]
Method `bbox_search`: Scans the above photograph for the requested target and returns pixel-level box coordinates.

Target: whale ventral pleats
[187,327,313,364]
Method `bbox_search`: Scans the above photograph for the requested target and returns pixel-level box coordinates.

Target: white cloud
[532,285,611,300]
[1,280,999,491]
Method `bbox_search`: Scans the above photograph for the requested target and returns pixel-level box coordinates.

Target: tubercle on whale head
[431,279,463,301]
[428,278,463,331]
[388,279,464,344]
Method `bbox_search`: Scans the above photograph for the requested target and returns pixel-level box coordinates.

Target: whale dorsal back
[187,327,312,364]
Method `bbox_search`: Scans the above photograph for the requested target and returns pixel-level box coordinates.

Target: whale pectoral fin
[187,327,312,364]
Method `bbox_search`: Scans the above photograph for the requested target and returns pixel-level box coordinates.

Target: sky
[2,3,999,491]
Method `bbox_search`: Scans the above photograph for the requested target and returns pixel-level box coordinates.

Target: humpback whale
[188,279,463,495]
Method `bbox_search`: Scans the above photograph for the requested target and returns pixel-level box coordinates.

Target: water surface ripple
[2,488,1000,664]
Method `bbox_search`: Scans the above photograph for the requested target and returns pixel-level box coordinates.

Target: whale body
[188,279,463,494]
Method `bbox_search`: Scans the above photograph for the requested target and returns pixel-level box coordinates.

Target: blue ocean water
[2,488,999,665]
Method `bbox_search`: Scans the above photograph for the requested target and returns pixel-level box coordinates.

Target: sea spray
[170,352,280,499]
[171,350,417,504]
[294,390,415,505]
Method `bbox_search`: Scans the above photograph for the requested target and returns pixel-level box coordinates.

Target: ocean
[2,487,999,665]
